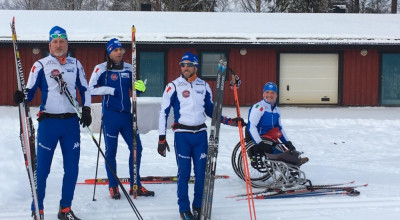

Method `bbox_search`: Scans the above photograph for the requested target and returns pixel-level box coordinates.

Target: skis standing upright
[131,25,139,199]
[201,60,227,220]
[10,17,41,220]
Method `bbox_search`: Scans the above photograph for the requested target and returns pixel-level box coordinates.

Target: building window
[199,52,227,79]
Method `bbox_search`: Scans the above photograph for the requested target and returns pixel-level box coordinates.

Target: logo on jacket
[46,60,58,65]
[182,90,190,98]
[73,142,80,149]
[111,73,118,81]
[200,153,207,160]
[178,81,187,87]
[51,69,60,77]
[195,90,204,94]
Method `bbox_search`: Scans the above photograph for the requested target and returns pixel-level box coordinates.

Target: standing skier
[157,52,243,220]
[13,26,91,220]
[89,38,154,199]
[246,82,309,166]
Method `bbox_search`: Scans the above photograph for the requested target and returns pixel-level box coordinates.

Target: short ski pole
[92,118,103,201]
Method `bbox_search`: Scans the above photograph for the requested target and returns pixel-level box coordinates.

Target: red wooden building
[1,11,399,106]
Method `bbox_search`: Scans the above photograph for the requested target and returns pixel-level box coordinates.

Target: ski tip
[12,16,15,22]
[350,180,355,184]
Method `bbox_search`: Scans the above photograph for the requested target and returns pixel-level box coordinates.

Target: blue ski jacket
[247,99,290,144]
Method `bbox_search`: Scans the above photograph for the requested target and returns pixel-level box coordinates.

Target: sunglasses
[179,62,195,67]
[50,33,67,39]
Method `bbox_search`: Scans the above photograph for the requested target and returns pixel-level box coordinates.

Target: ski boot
[180,211,195,220]
[130,185,155,197]
[57,207,81,220]
[109,186,121,199]
[31,209,44,220]
[298,157,309,166]
[192,207,201,220]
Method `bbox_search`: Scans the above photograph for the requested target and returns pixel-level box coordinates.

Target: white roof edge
[1,10,399,45]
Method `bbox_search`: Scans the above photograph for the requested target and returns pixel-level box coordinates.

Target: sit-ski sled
[231,127,309,189]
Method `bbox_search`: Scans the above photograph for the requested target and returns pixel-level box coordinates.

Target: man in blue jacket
[14,26,91,220]
[157,52,243,220]
[89,38,154,200]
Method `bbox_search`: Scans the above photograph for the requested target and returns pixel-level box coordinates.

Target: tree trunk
[392,0,397,13]
[354,0,360,13]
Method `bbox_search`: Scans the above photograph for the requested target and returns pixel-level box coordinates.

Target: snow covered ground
[1,105,400,220]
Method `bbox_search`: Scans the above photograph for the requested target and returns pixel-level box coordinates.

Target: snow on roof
[0,10,399,45]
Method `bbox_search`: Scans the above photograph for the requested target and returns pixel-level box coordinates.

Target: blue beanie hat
[106,38,123,55]
[49,26,68,42]
[181,52,199,68]
[263,82,278,93]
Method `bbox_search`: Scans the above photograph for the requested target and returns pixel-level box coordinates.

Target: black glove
[230,73,242,89]
[80,106,92,128]
[285,141,296,151]
[13,90,25,104]
[231,117,246,127]
[251,141,274,156]
[158,135,170,157]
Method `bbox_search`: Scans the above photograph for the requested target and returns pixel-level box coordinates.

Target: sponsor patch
[196,90,204,94]
[111,73,118,81]
[66,68,74,72]
[166,86,172,93]
[95,67,99,73]
[31,66,36,73]
[51,69,60,77]
[182,90,190,98]
[121,72,129,78]
[260,107,263,111]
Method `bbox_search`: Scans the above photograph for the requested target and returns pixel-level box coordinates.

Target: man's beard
[53,50,66,57]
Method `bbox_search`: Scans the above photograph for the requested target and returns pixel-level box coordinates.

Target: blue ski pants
[32,116,80,211]
[174,131,208,213]
[102,109,143,188]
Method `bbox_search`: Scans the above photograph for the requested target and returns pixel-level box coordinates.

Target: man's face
[263,90,277,104]
[109,48,125,63]
[49,38,68,57]
[180,60,196,79]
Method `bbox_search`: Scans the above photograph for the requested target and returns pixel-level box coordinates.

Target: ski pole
[230,68,256,220]
[92,118,103,201]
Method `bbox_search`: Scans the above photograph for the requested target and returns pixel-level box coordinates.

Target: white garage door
[279,53,339,104]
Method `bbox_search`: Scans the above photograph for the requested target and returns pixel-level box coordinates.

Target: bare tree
[364,0,390,13]
[391,0,397,13]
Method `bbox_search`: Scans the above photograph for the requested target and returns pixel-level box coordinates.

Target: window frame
[198,51,228,80]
